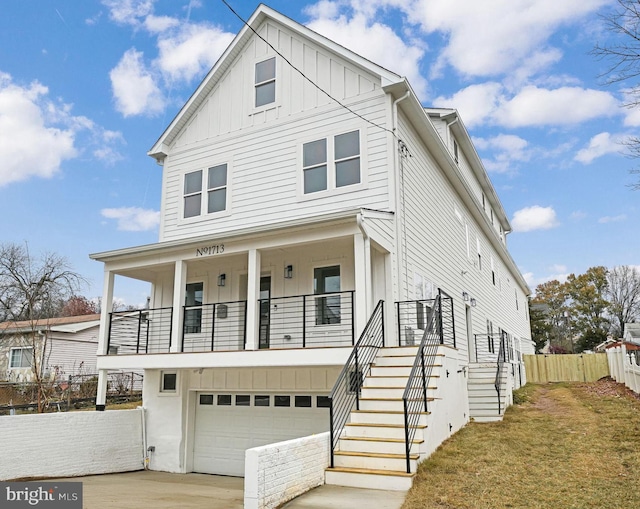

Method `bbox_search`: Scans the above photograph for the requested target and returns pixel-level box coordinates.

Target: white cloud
[500,86,619,128]
[102,0,155,26]
[156,23,234,83]
[435,84,619,129]
[511,205,559,233]
[474,134,530,173]
[570,210,587,221]
[574,132,622,164]
[101,207,160,231]
[144,14,180,33]
[0,73,76,186]
[407,0,607,79]
[306,12,427,98]
[110,48,164,117]
[524,269,571,292]
[434,83,502,127]
[598,214,627,224]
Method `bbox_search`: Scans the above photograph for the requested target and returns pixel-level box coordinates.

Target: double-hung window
[303,130,360,195]
[255,57,276,107]
[183,164,228,218]
[9,347,33,368]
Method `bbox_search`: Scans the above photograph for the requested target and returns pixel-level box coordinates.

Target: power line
[221,0,398,138]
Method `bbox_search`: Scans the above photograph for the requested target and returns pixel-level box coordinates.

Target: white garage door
[193,393,330,476]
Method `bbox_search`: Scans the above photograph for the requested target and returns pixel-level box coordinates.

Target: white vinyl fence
[606,345,640,394]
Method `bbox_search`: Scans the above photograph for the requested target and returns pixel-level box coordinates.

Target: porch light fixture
[217,273,226,287]
[470,298,477,307]
[462,291,469,301]
[284,265,293,279]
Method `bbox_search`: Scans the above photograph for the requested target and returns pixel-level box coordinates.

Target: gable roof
[148,3,403,161]
[624,323,640,342]
[0,314,102,334]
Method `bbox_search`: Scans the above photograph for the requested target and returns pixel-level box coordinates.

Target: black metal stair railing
[402,289,455,473]
[495,331,508,415]
[328,300,385,468]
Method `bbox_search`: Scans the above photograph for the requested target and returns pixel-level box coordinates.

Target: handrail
[328,300,385,468]
[402,289,455,473]
[494,331,507,415]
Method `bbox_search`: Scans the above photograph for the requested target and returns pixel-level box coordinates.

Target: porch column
[97,269,115,356]
[246,249,261,350]
[384,252,398,346]
[354,232,371,336]
[96,369,108,411]
[170,260,187,353]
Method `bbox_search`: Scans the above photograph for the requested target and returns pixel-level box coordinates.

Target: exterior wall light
[470,298,477,307]
[217,273,226,286]
[284,265,293,279]
[462,291,469,301]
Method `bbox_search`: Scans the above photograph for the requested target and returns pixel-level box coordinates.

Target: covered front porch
[91,210,396,405]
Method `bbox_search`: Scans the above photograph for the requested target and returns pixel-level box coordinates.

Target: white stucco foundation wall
[244,432,330,509]
[0,409,144,481]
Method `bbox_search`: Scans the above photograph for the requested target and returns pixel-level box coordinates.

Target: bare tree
[592,0,640,188]
[607,265,640,337]
[0,242,87,411]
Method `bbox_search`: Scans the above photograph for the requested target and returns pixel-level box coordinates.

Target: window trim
[8,347,33,369]
[180,163,232,224]
[160,371,179,394]
[298,128,366,201]
[184,280,205,335]
[251,56,280,114]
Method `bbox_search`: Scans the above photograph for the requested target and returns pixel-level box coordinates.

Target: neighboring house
[623,323,640,345]
[90,5,533,489]
[0,314,101,382]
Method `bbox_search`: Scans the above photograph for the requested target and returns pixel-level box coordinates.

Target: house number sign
[196,244,225,257]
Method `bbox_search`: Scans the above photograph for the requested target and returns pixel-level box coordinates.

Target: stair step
[350,409,429,425]
[344,422,426,440]
[326,467,414,491]
[364,375,439,388]
[338,436,422,454]
[359,397,435,411]
[333,450,418,471]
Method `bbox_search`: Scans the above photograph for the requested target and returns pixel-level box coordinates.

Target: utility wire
[221,0,398,138]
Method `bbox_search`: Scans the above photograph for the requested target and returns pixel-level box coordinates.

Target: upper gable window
[255,57,276,107]
[183,164,228,218]
[303,130,360,195]
[453,139,459,163]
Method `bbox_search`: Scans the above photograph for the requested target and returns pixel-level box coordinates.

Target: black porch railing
[107,307,173,354]
[258,291,355,349]
[182,300,247,352]
[328,300,384,468]
[402,289,455,473]
[472,332,505,362]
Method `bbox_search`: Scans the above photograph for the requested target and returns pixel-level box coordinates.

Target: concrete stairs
[325,346,443,491]
[467,363,508,422]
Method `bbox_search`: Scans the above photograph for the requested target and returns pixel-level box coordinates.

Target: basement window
[161,371,177,392]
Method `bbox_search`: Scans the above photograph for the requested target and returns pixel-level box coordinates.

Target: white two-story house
[91,4,533,490]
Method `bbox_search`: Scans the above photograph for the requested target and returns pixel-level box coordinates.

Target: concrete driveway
[47,471,405,509]
[48,471,244,509]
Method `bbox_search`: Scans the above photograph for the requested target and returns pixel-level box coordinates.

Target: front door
[258,276,271,349]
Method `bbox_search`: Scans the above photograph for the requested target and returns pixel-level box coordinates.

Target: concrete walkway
[283,484,406,508]
[46,471,405,509]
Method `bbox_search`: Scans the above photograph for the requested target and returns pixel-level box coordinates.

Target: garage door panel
[193,392,329,477]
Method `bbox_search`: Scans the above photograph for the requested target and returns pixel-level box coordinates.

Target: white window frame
[9,347,33,369]
[298,128,366,200]
[181,163,232,223]
[160,370,179,395]
[251,56,280,114]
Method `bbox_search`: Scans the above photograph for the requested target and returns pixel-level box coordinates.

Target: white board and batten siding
[160,19,392,243]
[396,110,531,363]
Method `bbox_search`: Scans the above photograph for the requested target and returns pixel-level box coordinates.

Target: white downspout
[392,91,411,301]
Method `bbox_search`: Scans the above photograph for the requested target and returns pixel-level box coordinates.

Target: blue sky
[0,0,637,306]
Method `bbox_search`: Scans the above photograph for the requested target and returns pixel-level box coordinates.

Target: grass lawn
[402,379,640,509]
